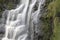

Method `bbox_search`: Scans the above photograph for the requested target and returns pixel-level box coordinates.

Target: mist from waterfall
[2,0,45,40]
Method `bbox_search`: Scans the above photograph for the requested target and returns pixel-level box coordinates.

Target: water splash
[2,0,45,40]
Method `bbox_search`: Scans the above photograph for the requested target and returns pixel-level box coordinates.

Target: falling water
[2,0,45,40]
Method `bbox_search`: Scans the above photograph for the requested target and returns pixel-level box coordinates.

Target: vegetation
[41,0,60,40]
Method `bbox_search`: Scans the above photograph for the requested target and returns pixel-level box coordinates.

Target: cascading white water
[2,0,45,40]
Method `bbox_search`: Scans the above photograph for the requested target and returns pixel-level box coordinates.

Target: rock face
[0,0,20,33]
[0,0,20,39]
[0,0,20,17]
[0,10,9,39]
[0,0,60,40]
[0,0,51,40]
[0,0,20,10]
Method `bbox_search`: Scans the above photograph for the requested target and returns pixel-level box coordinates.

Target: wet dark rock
[0,10,9,39]
[0,0,20,12]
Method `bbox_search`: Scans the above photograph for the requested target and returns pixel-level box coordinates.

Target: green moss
[53,17,60,40]
[41,17,53,40]
[43,0,60,40]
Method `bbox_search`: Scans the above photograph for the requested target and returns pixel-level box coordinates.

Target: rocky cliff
[0,0,60,40]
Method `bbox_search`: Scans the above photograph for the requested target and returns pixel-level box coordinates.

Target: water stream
[2,0,45,40]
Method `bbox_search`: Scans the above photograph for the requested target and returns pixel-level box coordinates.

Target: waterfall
[2,0,45,40]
